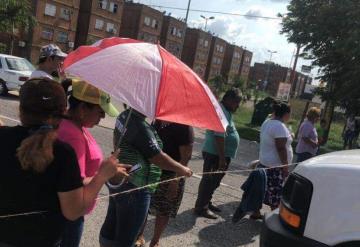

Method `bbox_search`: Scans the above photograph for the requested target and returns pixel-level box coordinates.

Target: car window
[0,58,2,69]
[5,57,35,71]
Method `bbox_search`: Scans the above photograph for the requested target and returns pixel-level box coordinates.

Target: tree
[0,0,35,54]
[208,75,228,98]
[280,0,360,133]
[232,75,247,90]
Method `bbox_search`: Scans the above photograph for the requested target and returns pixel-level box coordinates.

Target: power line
[147,4,281,20]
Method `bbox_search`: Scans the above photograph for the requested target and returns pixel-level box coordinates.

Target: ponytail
[17,126,57,173]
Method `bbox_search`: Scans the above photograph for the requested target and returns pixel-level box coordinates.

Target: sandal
[135,237,146,247]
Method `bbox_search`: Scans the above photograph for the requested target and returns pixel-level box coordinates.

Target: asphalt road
[0,93,268,247]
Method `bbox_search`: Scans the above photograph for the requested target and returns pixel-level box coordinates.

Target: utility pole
[289,44,301,97]
[185,0,191,24]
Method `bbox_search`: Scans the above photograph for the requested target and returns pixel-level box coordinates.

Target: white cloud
[244,9,263,19]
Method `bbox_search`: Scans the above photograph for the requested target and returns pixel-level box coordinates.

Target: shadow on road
[144,208,197,241]
[197,218,262,247]
[197,201,263,247]
[0,92,19,101]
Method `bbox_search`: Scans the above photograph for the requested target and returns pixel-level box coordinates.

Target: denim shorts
[99,182,151,247]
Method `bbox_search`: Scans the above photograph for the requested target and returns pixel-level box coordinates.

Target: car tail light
[280,173,313,235]
[279,203,301,228]
[19,76,29,81]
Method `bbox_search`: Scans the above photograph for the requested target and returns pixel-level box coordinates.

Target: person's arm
[302,137,318,148]
[149,151,192,177]
[275,138,289,177]
[58,150,128,221]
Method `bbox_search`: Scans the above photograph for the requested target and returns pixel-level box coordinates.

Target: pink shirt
[57,119,103,213]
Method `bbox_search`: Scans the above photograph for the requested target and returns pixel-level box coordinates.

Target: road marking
[0,114,20,123]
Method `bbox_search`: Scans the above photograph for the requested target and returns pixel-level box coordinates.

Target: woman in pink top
[58,79,120,247]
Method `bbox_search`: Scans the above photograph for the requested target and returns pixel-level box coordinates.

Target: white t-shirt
[259,119,293,167]
[30,70,54,80]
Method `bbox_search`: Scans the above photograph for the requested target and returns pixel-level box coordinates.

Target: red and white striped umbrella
[63,37,228,132]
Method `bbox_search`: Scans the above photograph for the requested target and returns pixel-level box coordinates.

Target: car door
[0,57,7,82]
[4,57,21,90]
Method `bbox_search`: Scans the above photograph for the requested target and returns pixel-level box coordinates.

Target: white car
[261,150,360,247]
[0,54,35,95]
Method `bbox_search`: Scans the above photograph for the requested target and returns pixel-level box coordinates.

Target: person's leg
[61,217,84,247]
[208,158,231,210]
[134,217,147,247]
[150,215,170,247]
[194,152,218,212]
[114,186,151,247]
[100,183,148,247]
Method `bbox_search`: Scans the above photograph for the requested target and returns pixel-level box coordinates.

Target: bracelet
[106,178,125,189]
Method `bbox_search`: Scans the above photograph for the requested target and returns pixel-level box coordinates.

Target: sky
[137,0,315,78]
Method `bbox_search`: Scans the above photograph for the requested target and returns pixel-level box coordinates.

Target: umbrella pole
[115,107,133,149]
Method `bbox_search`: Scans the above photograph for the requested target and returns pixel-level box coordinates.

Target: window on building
[109,2,118,13]
[99,0,108,10]
[95,19,104,30]
[60,8,71,20]
[106,23,115,33]
[198,39,204,46]
[57,31,68,43]
[204,40,209,47]
[151,19,158,29]
[41,28,54,40]
[177,29,183,38]
[170,27,177,36]
[144,16,151,26]
[44,3,56,17]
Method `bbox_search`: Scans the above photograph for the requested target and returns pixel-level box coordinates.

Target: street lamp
[267,49,277,62]
[200,15,215,31]
[263,49,277,90]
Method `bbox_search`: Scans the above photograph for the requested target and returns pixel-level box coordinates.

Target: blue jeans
[60,216,84,247]
[100,182,151,247]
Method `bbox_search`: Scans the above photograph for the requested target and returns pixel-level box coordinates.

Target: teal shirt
[202,103,240,159]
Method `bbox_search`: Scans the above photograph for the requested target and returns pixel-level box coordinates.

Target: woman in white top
[259,102,293,210]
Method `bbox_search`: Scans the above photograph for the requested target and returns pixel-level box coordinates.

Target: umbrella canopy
[63,37,228,132]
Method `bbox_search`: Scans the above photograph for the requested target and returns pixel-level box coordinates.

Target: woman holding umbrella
[99,109,193,247]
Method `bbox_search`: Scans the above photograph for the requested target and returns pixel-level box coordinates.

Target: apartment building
[75,0,124,47]
[29,0,80,63]
[238,49,253,85]
[181,28,212,80]
[205,36,227,81]
[160,15,186,59]
[119,2,163,44]
[221,44,244,83]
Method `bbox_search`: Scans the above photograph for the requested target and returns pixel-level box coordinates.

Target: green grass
[233,102,345,153]
[234,104,261,142]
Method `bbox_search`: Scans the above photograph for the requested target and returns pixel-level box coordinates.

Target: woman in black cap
[0,78,128,247]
